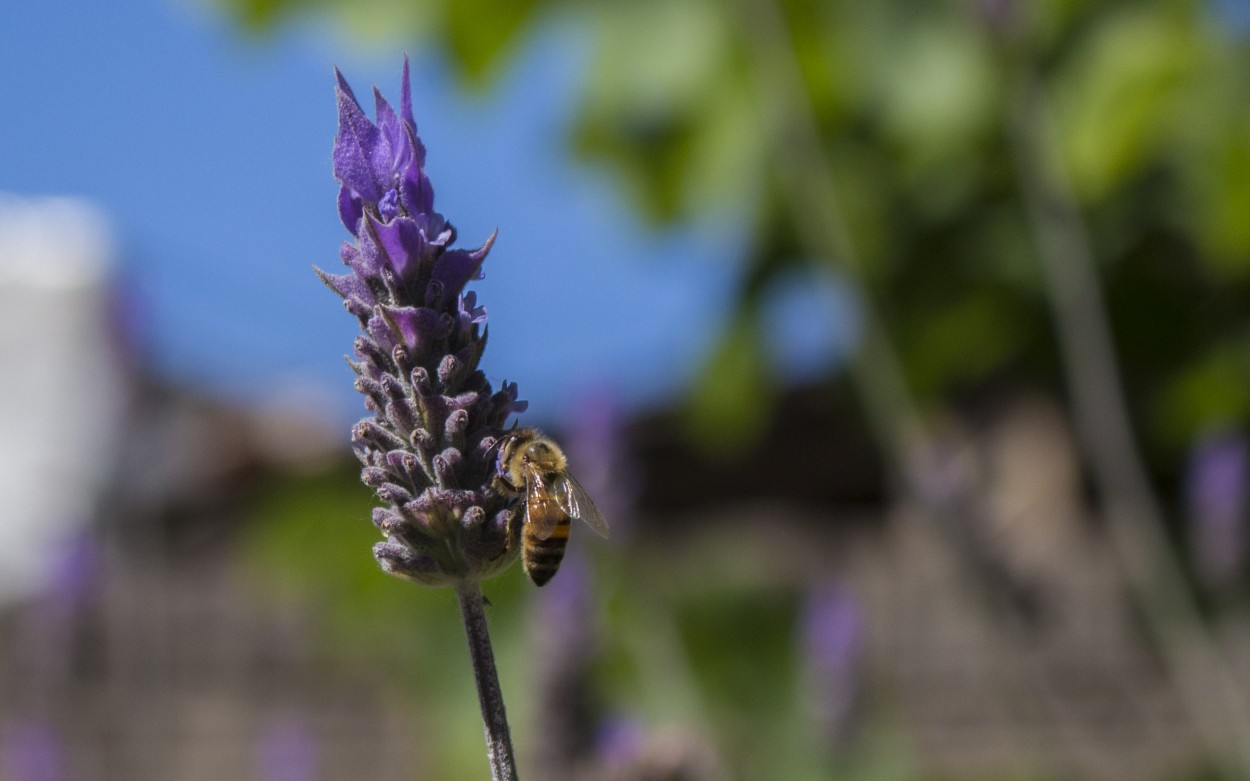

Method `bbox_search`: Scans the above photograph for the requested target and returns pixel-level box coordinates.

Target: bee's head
[494,428,539,490]
[521,437,566,472]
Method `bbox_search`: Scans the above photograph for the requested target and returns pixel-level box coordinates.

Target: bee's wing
[525,466,566,540]
[557,472,611,539]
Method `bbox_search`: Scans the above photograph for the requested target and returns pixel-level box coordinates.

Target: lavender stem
[455,580,519,781]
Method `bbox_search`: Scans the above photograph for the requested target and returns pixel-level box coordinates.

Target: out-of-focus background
[4,0,1250,778]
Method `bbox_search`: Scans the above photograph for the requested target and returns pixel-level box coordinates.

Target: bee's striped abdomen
[523,515,571,586]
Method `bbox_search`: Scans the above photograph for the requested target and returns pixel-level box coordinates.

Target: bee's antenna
[485,436,505,459]
[485,427,518,462]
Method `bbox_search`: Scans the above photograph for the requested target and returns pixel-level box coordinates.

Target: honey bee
[495,428,610,586]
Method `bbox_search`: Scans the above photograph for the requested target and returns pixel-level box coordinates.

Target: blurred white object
[0,195,126,602]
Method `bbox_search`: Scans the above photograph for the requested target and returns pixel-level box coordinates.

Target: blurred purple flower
[531,552,600,775]
[257,717,319,781]
[1,721,66,781]
[564,389,639,540]
[318,58,527,586]
[537,549,593,638]
[800,582,863,749]
[595,717,647,767]
[592,721,727,780]
[44,530,101,616]
[20,530,102,685]
[1186,431,1248,589]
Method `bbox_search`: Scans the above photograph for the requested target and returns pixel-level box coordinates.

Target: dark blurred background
[4,0,1250,778]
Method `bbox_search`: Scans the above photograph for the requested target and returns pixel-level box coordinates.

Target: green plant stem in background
[1007,67,1250,774]
[455,580,519,781]
[743,0,1250,774]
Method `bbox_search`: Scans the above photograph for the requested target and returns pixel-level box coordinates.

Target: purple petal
[340,242,381,288]
[370,214,424,280]
[340,241,361,266]
[357,220,390,277]
[334,65,360,105]
[400,55,416,144]
[374,88,413,178]
[366,312,399,352]
[459,291,487,325]
[432,229,496,296]
[414,211,452,248]
[314,266,375,306]
[398,56,427,170]
[399,124,434,216]
[383,305,452,350]
[495,380,528,416]
[333,68,384,202]
[378,189,400,221]
[337,185,363,236]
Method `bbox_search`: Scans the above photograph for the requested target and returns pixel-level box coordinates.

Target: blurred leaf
[902,291,1026,397]
[1156,340,1250,443]
[789,0,843,120]
[875,16,999,175]
[573,0,735,222]
[830,139,899,283]
[1191,129,1250,275]
[962,205,1043,294]
[674,585,800,772]
[682,78,768,218]
[588,0,729,118]
[1053,6,1201,200]
[222,0,437,40]
[222,0,539,80]
[445,0,541,85]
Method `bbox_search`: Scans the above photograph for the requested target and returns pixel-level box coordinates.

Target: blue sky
[0,0,846,428]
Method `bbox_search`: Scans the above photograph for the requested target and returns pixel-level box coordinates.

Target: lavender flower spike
[318,57,527,588]
[320,59,523,781]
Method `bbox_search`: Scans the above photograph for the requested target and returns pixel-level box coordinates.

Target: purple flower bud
[1186,431,1249,589]
[318,59,525,586]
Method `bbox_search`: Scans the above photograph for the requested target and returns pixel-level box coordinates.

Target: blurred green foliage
[223,0,1250,465]
[229,0,1250,775]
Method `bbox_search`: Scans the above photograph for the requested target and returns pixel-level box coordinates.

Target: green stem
[1006,67,1250,774]
[455,580,519,781]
